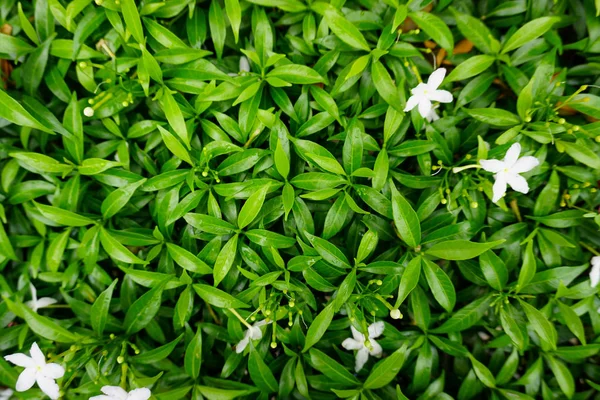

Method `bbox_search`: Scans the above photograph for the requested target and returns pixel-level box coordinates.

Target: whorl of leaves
[0,0,600,399]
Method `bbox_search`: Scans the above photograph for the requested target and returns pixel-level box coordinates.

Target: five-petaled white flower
[590,256,600,288]
[342,321,384,372]
[25,284,57,313]
[404,68,453,119]
[0,388,13,400]
[479,143,539,203]
[90,385,151,400]
[4,342,64,400]
[235,319,270,354]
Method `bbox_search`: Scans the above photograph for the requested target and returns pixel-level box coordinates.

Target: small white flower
[90,385,151,400]
[239,56,250,73]
[25,284,57,313]
[404,68,453,119]
[590,256,600,288]
[0,388,13,400]
[4,342,64,400]
[479,143,539,203]
[426,104,440,122]
[342,321,384,372]
[83,107,95,117]
[235,320,270,354]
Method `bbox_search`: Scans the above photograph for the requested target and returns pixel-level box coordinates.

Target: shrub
[0,0,600,399]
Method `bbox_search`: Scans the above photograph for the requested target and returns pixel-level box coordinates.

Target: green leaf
[213,234,239,286]
[364,344,408,389]
[451,9,500,54]
[545,355,575,399]
[302,303,335,352]
[238,185,269,229]
[390,183,421,248]
[479,250,508,291]
[468,354,496,388]
[267,64,325,84]
[193,283,249,308]
[323,8,370,51]
[101,178,147,219]
[425,239,504,260]
[132,333,184,364]
[0,89,52,132]
[6,298,79,343]
[501,17,560,54]
[446,55,496,82]
[167,243,213,275]
[516,240,536,292]
[158,126,194,166]
[305,232,351,269]
[121,0,144,44]
[432,294,494,333]
[519,299,557,351]
[249,348,279,392]
[422,258,456,312]
[185,326,203,380]
[91,279,118,336]
[557,301,586,345]
[465,108,521,127]
[309,348,361,386]
[124,279,169,335]
[371,60,401,111]
[396,256,421,306]
[409,11,454,52]
[224,0,241,43]
[560,141,600,169]
[99,227,147,264]
[34,201,94,226]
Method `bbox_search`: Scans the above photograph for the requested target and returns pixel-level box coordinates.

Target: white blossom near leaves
[590,256,600,288]
[404,68,453,119]
[25,284,57,313]
[89,386,151,400]
[479,143,539,203]
[342,321,384,372]
[4,342,64,400]
[235,319,270,353]
[0,388,13,400]
[239,56,250,72]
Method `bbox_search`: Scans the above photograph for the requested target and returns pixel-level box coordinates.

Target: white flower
[4,342,64,400]
[25,284,57,313]
[83,107,95,117]
[342,321,384,372]
[479,143,539,203]
[426,104,440,122]
[590,256,600,288]
[239,56,250,73]
[0,388,13,400]
[404,68,453,119]
[235,319,270,354]
[90,386,151,400]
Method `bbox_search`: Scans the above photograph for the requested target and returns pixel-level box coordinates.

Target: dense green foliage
[1,0,600,399]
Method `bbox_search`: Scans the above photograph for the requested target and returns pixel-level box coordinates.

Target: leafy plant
[0,0,599,399]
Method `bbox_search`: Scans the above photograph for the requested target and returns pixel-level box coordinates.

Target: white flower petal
[29,343,45,366]
[492,173,507,203]
[128,388,152,400]
[506,173,529,194]
[24,300,38,312]
[479,159,505,173]
[36,375,60,400]
[235,335,250,354]
[426,108,440,122]
[248,326,263,340]
[511,156,539,173]
[503,143,521,168]
[429,89,453,103]
[403,95,421,112]
[101,385,128,400]
[35,297,58,309]
[29,284,38,303]
[417,98,432,119]
[590,261,600,288]
[239,56,250,73]
[354,347,370,372]
[368,339,382,357]
[350,325,364,342]
[367,321,384,339]
[342,338,363,351]
[592,256,600,269]
[427,68,446,89]
[4,353,35,368]
[89,396,113,400]
[42,363,65,379]
[15,368,37,392]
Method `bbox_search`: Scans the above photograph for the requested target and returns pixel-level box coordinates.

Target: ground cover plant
[1,0,600,399]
